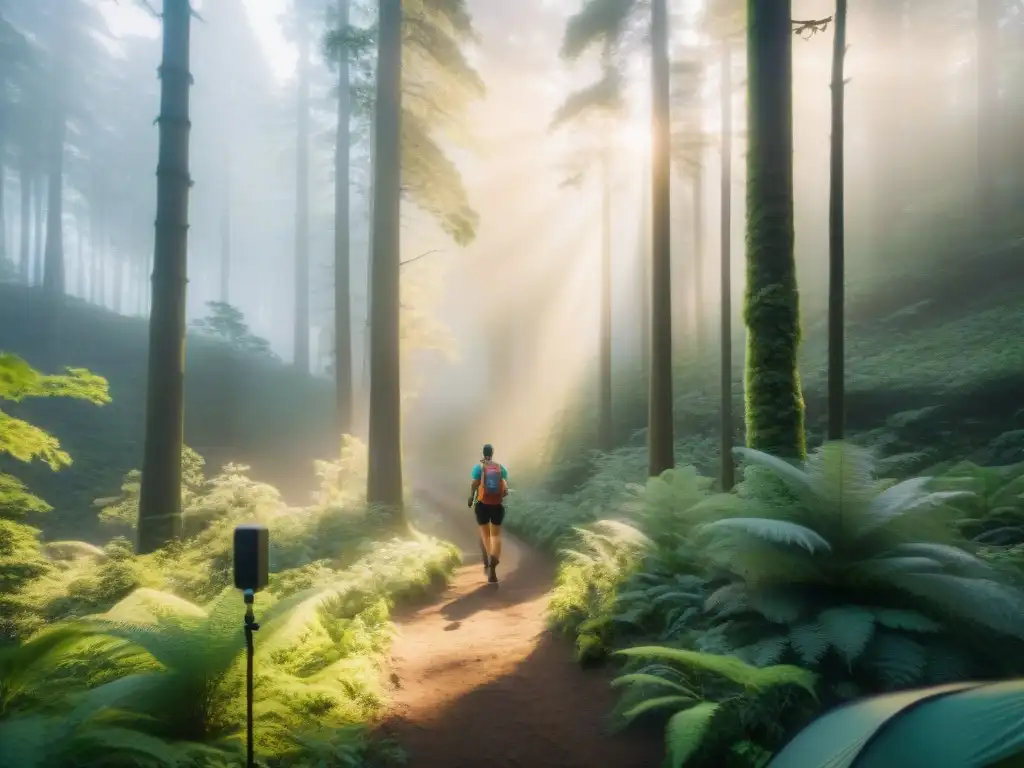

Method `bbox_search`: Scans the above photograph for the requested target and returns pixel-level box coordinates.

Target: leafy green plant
[931,461,1024,546]
[549,519,652,663]
[611,646,817,767]
[694,442,1024,697]
[95,445,207,530]
[0,353,109,640]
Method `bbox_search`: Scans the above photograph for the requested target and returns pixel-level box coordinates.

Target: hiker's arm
[468,465,481,506]
[501,465,509,497]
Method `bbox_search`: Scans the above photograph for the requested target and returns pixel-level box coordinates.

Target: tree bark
[293,19,311,373]
[137,0,192,554]
[334,0,354,437]
[718,37,735,491]
[366,0,404,518]
[648,0,675,476]
[598,147,613,452]
[827,0,847,441]
[743,0,805,459]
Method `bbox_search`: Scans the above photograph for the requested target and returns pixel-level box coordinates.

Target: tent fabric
[854,680,1024,768]
[767,682,982,768]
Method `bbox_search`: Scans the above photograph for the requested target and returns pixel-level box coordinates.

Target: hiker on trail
[468,443,508,583]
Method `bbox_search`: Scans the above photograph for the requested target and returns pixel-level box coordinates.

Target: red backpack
[479,460,505,504]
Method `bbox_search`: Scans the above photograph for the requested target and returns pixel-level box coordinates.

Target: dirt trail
[378,507,664,767]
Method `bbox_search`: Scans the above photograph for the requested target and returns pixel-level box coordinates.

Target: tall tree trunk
[692,160,705,363]
[977,0,999,230]
[43,103,67,363]
[637,163,650,381]
[112,252,124,313]
[219,155,231,303]
[33,174,44,286]
[18,158,29,283]
[0,140,5,268]
[867,0,906,256]
[293,20,311,373]
[827,0,847,441]
[718,37,735,491]
[334,0,353,437]
[648,0,674,476]
[135,258,146,316]
[598,148,613,452]
[75,220,85,297]
[137,0,192,554]
[92,204,103,306]
[366,0,404,517]
[744,0,805,459]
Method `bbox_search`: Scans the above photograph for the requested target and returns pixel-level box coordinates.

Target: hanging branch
[792,17,832,39]
[399,248,445,268]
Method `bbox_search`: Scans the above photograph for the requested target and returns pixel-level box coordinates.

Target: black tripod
[243,588,260,768]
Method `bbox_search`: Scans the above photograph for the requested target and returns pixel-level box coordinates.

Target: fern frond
[818,606,876,665]
[698,518,832,555]
[665,702,720,768]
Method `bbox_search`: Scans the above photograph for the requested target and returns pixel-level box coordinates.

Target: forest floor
[377,484,662,768]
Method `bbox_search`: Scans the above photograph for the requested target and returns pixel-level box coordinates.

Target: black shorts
[474,502,505,526]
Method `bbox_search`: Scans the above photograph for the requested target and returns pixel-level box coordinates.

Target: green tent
[768,680,1024,768]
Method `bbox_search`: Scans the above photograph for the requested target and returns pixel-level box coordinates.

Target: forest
[1,0,1023,766]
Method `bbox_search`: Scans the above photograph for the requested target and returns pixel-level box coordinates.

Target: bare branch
[399,249,445,268]
[792,17,832,39]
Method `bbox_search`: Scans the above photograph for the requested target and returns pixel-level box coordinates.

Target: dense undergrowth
[0,284,338,541]
[509,441,1024,766]
[1,353,460,767]
[508,288,1024,765]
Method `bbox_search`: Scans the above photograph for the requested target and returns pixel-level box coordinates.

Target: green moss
[743,0,806,460]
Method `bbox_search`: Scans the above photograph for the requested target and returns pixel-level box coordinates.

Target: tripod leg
[245,622,255,768]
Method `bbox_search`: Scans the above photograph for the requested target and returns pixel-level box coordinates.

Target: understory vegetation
[1,352,460,767]
[512,436,1024,765]
[506,246,1024,766]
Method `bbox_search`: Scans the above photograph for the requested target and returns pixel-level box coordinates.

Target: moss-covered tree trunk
[293,17,311,374]
[137,0,192,554]
[366,0,405,522]
[598,147,613,453]
[648,0,675,476]
[743,0,805,459]
[334,0,354,437]
[827,0,847,441]
[718,37,735,490]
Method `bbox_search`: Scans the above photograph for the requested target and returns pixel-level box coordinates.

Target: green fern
[694,442,1024,692]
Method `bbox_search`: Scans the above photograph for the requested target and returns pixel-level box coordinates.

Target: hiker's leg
[488,524,502,560]
[474,503,491,562]
[489,505,505,560]
[477,524,491,551]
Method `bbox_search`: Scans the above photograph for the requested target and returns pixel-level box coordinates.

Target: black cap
[482,443,494,458]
